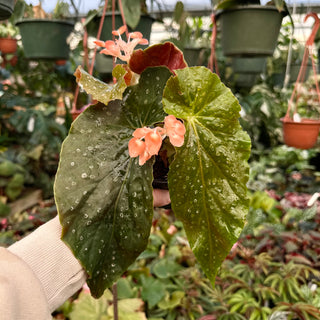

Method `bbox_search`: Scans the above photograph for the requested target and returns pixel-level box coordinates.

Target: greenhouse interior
[1,0,320,319]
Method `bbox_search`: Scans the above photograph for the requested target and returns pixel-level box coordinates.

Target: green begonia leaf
[140,276,166,308]
[69,290,111,320]
[74,65,127,105]
[152,259,183,279]
[54,67,172,298]
[162,66,251,285]
[158,291,185,310]
[121,0,141,30]
[116,277,135,299]
[109,298,145,317]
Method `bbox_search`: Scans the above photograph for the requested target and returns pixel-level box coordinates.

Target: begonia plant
[54,26,251,298]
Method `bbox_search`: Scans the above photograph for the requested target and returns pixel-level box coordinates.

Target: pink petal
[164,115,186,138]
[104,41,120,52]
[139,149,152,165]
[94,40,105,47]
[168,132,184,147]
[138,38,149,45]
[128,138,146,158]
[164,115,177,127]
[173,121,186,135]
[133,127,152,139]
[130,31,143,39]
[113,25,127,36]
[155,126,166,137]
[145,130,162,156]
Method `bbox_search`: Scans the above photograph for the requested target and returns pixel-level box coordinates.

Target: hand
[153,189,171,207]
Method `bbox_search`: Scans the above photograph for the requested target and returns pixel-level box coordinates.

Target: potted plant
[215,0,288,57]
[281,77,320,149]
[163,1,210,66]
[16,0,74,60]
[0,0,25,56]
[0,21,18,54]
[281,12,320,149]
[54,25,251,298]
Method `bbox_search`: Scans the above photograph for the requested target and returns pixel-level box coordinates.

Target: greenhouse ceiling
[24,0,320,15]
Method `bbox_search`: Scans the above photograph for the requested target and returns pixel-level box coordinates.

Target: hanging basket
[0,37,17,54]
[231,57,266,74]
[95,52,114,74]
[216,5,283,57]
[16,19,74,60]
[233,73,258,89]
[0,0,14,20]
[281,13,320,150]
[183,47,207,66]
[281,118,320,149]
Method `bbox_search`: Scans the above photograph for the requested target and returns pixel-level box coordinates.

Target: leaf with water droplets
[74,65,127,105]
[54,67,172,298]
[163,66,251,286]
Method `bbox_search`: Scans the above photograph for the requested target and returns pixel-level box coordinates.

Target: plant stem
[113,283,118,320]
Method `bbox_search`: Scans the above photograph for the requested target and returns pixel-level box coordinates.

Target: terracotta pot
[281,118,320,149]
[55,59,67,66]
[0,38,17,54]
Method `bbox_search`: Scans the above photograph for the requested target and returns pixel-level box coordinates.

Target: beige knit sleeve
[4,215,87,318]
[0,247,51,319]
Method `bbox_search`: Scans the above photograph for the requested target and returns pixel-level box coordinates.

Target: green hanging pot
[217,5,283,57]
[231,57,266,74]
[271,63,312,87]
[289,63,312,83]
[183,47,208,66]
[234,73,258,88]
[0,0,14,20]
[95,52,114,74]
[16,19,74,60]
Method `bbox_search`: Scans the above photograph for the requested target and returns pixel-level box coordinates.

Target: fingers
[153,189,171,207]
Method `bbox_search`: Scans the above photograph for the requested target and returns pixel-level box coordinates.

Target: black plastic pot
[16,19,74,60]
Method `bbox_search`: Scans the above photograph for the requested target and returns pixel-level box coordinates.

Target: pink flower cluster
[94,25,148,62]
[128,115,186,165]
